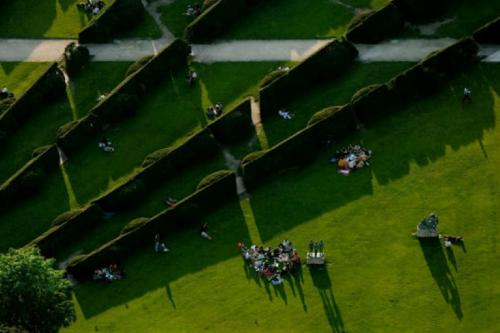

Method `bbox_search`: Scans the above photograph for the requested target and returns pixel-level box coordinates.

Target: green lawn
[0,63,50,98]
[63,63,499,333]
[398,0,500,39]
[159,0,389,40]
[0,0,161,39]
[0,62,132,186]
[0,62,280,253]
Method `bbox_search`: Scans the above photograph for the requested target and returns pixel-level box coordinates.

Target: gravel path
[0,38,498,62]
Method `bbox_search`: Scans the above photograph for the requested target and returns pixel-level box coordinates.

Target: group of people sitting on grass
[238,239,301,285]
[0,87,13,100]
[77,0,105,15]
[330,144,372,175]
[93,263,124,282]
[185,3,202,17]
[206,102,224,120]
[443,235,464,248]
[98,138,115,152]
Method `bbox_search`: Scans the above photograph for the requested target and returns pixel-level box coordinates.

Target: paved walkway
[0,38,498,62]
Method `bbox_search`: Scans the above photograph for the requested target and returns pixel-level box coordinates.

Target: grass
[0,63,51,98]
[0,62,132,186]
[0,0,161,39]
[159,0,389,40]
[398,0,500,39]
[0,62,281,253]
[63,62,500,333]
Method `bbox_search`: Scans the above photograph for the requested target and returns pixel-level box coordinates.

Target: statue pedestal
[416,225,439,238]
[307,252,325,265]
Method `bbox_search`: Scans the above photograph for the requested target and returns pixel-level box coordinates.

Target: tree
[0,247,75,333]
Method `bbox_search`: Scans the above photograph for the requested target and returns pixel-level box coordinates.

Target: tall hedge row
[27,204,103,257]
[78,0,145,43]
[0,145,59,210]
[57,39,190,155]
[473,17,500,44]
[346,3,405,43]
[207,98,253,144]
[185,0,267,42]
[393,0,452,23]
[0,63,65,141]
[259,39,358,117]
[67,171,237,279]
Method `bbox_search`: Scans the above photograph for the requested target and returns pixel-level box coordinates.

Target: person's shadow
[419,238,463,319]
[309,266,345,333]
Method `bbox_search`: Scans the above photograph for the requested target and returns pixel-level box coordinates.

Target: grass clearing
[63,62,500,333]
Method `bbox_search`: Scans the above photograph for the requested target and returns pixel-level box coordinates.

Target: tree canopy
[0,247,75,333]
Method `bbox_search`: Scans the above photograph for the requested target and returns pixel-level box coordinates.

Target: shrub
[92,92,140,123]
[473,17,500,44]
[142,147,173,168]
[260,68,288,88]
[32,145,52,159]
[350,84,393,123]
[203,0,218,10]
[51,208,86,227]
[63,43,90,77]
[241,150,266,165]
[121,217,149,234]
[96,178,146,211]
[56,115,102,154]
[197,170,233,191]
[79,0,145,43]
[346,3,405,43]
[125,55,154,78]
[19,168,45,193]
[307,106,342,127]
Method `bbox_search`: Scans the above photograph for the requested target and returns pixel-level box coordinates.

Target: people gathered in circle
[206,102,223,120]
[93,264,123,283]
[98,137,115,153]
[330,144,372,175]
[238,239,301,285]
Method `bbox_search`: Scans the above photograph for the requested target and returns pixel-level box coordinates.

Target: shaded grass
[262,62,413,148]
[398,0,500,39]
[159,0,389,40]
[64,63,499,333]
[0,62,278,252]
[0,62,50,98]
[0,0,161,39]
[0,62,132,186]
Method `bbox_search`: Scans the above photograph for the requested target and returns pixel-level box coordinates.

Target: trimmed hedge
[67,171,237,279]
[121,217,149,234]
[93,128,218,211]
[185,0,266,42]
[28,204,103,257]
[63,43,90,77]
[78,0,145,43]
[307,106,342,127]
[259,39,358,117]
[0,145,59,210]
[473,17,500,44]
[346,3,405,43]
[393,0,451,23]
[0,63,65,137]
[125,55,154,77]
[197,170,233,190]
[207,98,253,144]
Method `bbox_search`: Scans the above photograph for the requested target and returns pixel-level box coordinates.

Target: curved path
[0,38,498,63]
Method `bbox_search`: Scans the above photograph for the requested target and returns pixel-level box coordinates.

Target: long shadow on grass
[419,238,463,319]
[251,64,497,242]
[309,266,345,333]
[73,198,254,319]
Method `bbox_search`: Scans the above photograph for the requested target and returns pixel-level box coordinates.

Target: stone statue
[416,213,439,238]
